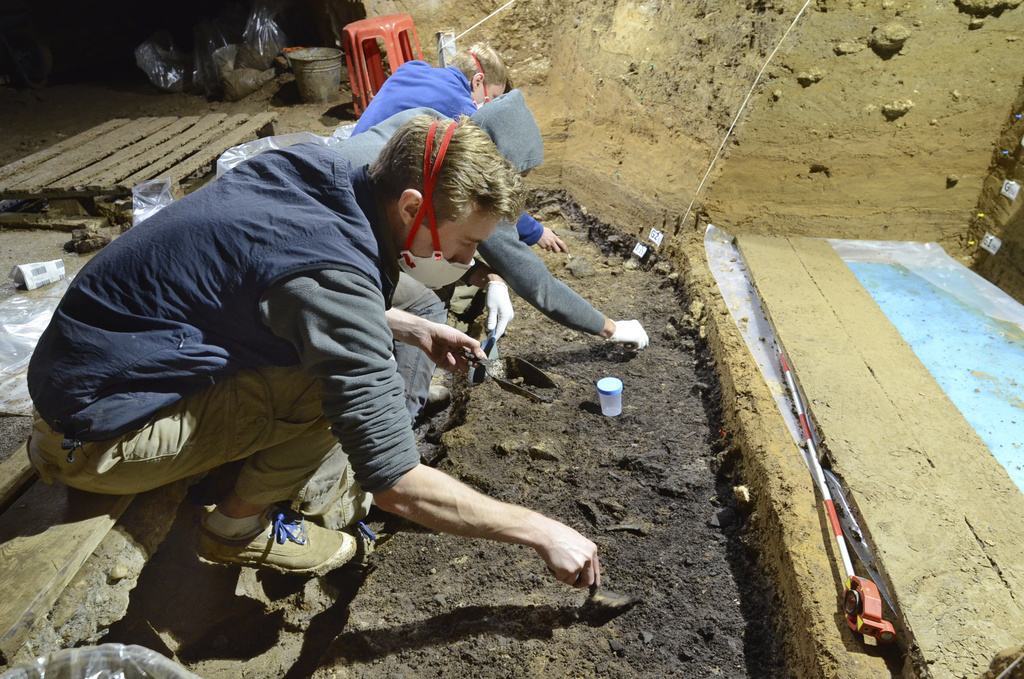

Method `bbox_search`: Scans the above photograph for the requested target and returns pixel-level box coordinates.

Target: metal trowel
[579,583,640,625]
[466,334,559,403]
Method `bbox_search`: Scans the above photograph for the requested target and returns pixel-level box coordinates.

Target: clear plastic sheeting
[0,277,70,415]
[132,178,175,225]
[828,239,1024,330]
[703,225,803,443]
[0,644,200,679]
[216,132,342,177]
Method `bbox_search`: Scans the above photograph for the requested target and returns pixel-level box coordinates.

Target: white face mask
[398,119,472,290]
[398,250,471,289]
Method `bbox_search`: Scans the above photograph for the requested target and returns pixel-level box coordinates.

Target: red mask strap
[402,120,459,260]
[467,51,489,103]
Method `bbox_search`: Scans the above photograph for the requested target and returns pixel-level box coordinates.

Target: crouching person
[25,115,601,589]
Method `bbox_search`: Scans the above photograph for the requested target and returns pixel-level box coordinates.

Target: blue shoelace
[270,508,308,546]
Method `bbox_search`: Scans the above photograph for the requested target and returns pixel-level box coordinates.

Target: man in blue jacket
[25,116,602,590]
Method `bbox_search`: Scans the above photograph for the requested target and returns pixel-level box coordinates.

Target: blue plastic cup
[596,377,623,416]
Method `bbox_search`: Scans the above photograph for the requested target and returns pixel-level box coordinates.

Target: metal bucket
[287,47,342,103]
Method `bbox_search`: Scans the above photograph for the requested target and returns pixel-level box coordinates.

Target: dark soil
[101,196,786,679]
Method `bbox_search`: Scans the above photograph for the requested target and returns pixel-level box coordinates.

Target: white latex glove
[485,281,514,339]
[608,319,649,350]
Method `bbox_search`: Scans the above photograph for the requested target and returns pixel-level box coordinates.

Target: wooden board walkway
[0,113,276,200]
[736,235,1024,679]
[0,445,134,664]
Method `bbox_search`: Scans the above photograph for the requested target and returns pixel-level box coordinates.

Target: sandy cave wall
[701,0,1024,256]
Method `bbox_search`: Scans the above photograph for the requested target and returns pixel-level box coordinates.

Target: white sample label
[8,259,65,290]
[632,242,649,258]
[1001,180,1021,201]
[648,227,664,247]
[981,233,1003,255]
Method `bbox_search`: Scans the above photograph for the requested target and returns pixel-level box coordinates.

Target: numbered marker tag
[981,233,1003,255]
[632,242,649,258]
[648,227,664,248]
[1001,180,1021,201]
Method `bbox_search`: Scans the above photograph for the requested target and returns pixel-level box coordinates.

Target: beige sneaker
[198,507,356,576]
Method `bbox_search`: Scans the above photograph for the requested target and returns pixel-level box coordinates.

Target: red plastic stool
[343,14,424,116]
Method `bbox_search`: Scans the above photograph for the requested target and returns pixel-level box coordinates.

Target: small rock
[712,507,737,528]
[834,42,866,55]
[771,89,782,101]
[528,442,562,461]
[653,261,671,275]
[640,631,654,644]
[796,69,824,87]
[881,99,914,121]
[608,639,626,655]
[733,485,753,512]
[566,256,595,278]
[869,22,911,56]
[955,0,1022,17]
[108,563,129,581]
[952,89,961,101]
[946,174,960,188]
[688,299,705,320]
[663,324,678,341]
[432,594,447,606]
[968,17,985,28]
[623,258,639,270]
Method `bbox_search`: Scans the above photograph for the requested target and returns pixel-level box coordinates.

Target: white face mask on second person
[398,250,471,289]
[397,119,472,290]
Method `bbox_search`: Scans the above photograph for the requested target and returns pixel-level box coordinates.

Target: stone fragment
[796,69,824,87]
[947,174,960,188]
[881,99,914,121]
[566,255,595,277]
[869,23,911,56]
[653,261,671,275]
[640,631,654,644]
[955,0,1022,16]
[733,485,753,512]
[834,42,866,55]
[969,17,986,28]
[623,258,639,270]
[608,639,626,655]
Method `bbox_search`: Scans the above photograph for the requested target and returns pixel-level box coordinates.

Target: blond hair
[448,43,513,91]
[369,115,525,225]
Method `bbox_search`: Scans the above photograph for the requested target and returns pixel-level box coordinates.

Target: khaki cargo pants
[28,366,370,528]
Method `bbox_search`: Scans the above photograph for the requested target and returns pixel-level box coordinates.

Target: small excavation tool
[466,334,559,403]
[779,350,897,645]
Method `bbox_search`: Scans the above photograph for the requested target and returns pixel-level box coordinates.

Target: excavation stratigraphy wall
[372,1,1024,676]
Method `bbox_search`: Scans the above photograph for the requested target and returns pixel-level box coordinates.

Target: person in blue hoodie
[351,43,567,253]
[25,115,603,590]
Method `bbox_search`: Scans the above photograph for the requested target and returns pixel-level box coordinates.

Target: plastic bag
[0,643,200,679]
[213,44,276,102]
[241,0,287,72]
[216,132,342,177]
[193,19,231,98]
[134,31,191,93]
[132,177,175,225]
[0,276,71,416]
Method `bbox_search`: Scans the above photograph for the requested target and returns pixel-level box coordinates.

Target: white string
[679,0,814,230]
[455,0,518,41]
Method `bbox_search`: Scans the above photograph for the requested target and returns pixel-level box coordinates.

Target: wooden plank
[736,235,1024,678]
[115,113,256,191]
[82,114,229,192]
[6,118,178,195]
[0,481,131,645]
[0,445,34,516]
[0,480,133,663]
[164,112,278,186]
[0,119,130,186]
[47,116,184,192]
[0,213,108,232]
